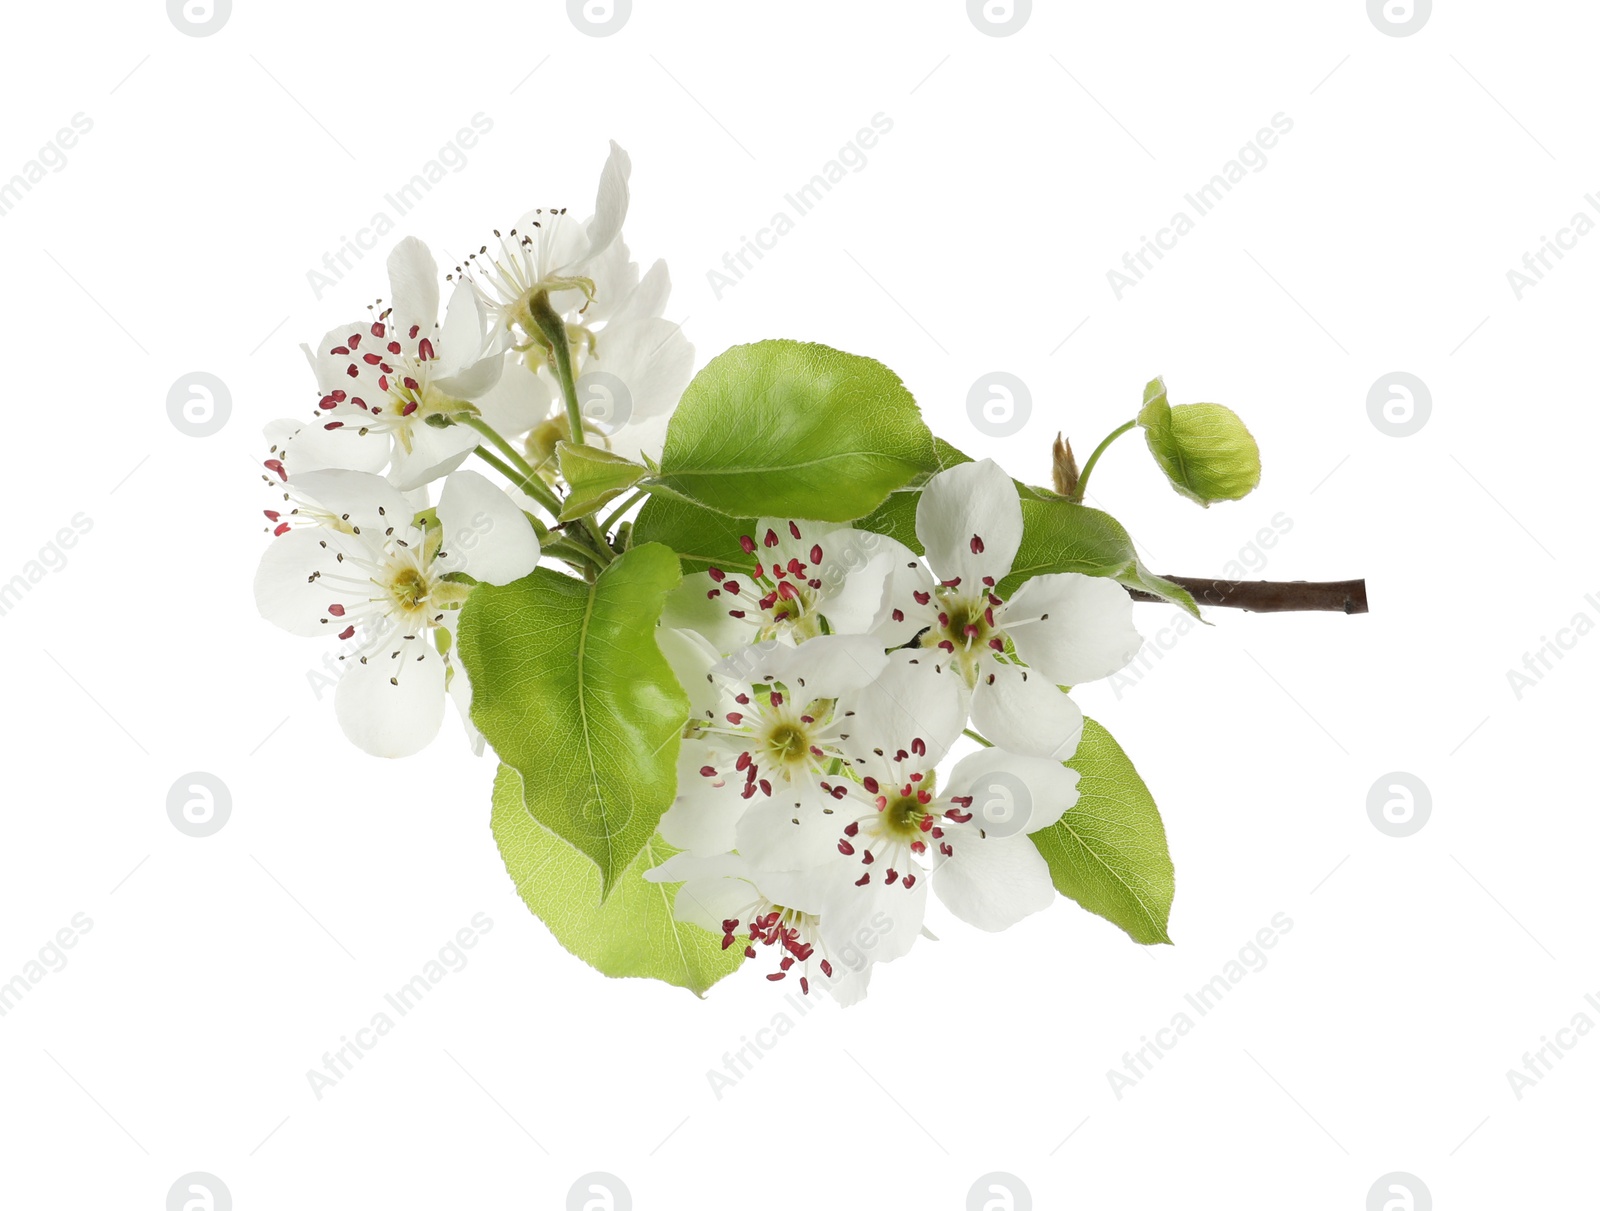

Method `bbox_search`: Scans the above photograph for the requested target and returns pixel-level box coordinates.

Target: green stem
[963,728,994,748]
[464,419,561,516]
[600,489,646,536]
[1069,419,1138,503]
[530,291,585,448]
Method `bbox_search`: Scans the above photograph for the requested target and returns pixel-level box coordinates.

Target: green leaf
[651,340,936,522]
[556,441,646,523]
[1030,717,1175,945]
[631,494,758,575]
[491,765,744,996]
[457,544,689,894]
[1137,377,1262,506]
[1001,496,1200,618]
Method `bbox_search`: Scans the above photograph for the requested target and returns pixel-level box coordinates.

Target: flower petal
[1006,572,1143,686]
[254,528,353,637]
[969,663,1083,762]
[839,648,967,768]
[945,747,1082,834]
[436,469,540,585]
[580,140,632,267]
[915,459,1022,587]
[933,832,1056,931]
[386,236,440,331]
[335,638,447,758]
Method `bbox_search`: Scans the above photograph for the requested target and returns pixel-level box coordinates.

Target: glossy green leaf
[491,765,743,996]
[651,340,935,522]
[457,544,688,894]
[1031,717,1175,945]
[1138,377,1262,506]
[556,441,646,523]
[631,494,758,575]
[1001,496,1200,617]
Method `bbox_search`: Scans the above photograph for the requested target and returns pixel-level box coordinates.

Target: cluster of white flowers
[252,142,1152,1007]
[254,144,692,756]
[648,458,1144,1003]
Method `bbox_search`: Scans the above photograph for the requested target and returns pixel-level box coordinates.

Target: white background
[2,1,1595,1207]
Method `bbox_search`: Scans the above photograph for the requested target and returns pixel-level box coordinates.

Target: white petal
[387,422,478,492]
[838,648,967,768]
[734,790,840,875]
[716,633,888,704]
[275,419,390,478]
[436,277,492,379]
[818,871,925,966]
[606,258,671,327]
[386,237,440,329]
[579,141,632,267]
[436,470,540,585]
[1006,573,1143,686]
[254,528,350,637]
[655,626,725,717]
[474,355,554,438]
[288,468,414,533]
[915,459,1022,587]
[658,741,751,856]
[335,639,447,758]
[670,874,762,934]
[945,747,1082,834]
[933,832,1056,931]
[969,663,1084,762]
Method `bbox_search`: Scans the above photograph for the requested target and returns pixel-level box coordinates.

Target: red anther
[721,935,735,950]
[769,691,784,706]
[362,353,383,365]
[938,640,955,653]
[331,345,350,356]
[911,737,926,756]
[401,402,418,416]
[800,977,810,995]
[843,821,860,836]
[722,581,741,596]
[745,945,757,958]
[820,960,833,977]
[861,850,875,865]
[264,459,287,480]
[338,625,355,640]
[726,712,743,724]
[371,322,386,338]
[409,324,420,339]
[884,868,898,883]
[758,779,772,796]
[919,815,934,832]
[838,839,855,855]
[788,521,802,540]
[861,776,879,794]
[418,338,435,360]
[387,341,402,355]
[328,604,346,617]
[766,972,786,982]
[892,608,905,622]
[855,873,871,887]
[735,752,751,770]
[913,590,931,605]
[764,528,780,548]
[940,842,953,857]
[729,610,746,619]
[989,638,1005,652]
[970,535,985,554]
[346,364,360,378]
[903,874,916,888]
[403,377,420,392]
[699,765,717,777]
[735,694,751,705]
[706,589,722,600]
[708,567,725,581]
[273,522,290,536]
[787,558,805,577]
[323,421,343,430]
[319,396,338,410]
[810,544,823,564]
[739,534,757,554]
